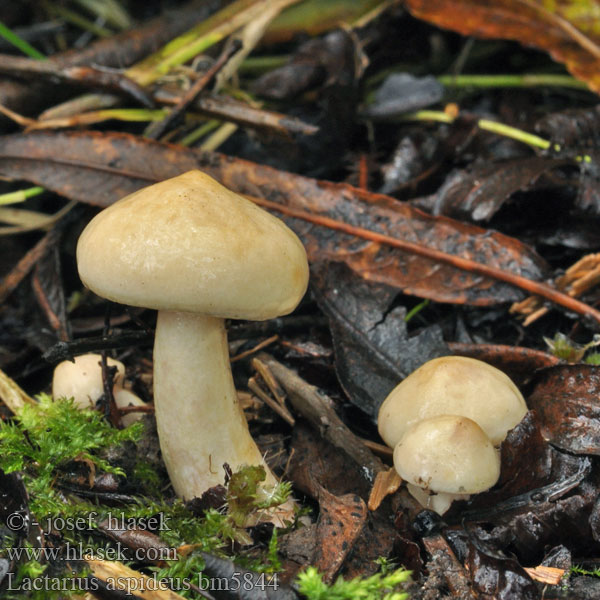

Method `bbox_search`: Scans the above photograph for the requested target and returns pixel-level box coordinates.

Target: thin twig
[0,229,55,303]
[230,334,278,363]
[248,377,295,426]
[146,40,241,140]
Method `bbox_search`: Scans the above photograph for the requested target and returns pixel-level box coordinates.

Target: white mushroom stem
[406,484,471,516]
[153,310,279,499]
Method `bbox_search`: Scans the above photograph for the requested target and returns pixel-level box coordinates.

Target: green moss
[296,565,412,600]
[544,332,600,363]
[0,394,142,517]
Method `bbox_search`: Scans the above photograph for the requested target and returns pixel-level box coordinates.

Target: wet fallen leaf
[528,364,600,455]
[362,73,444,119]
[536,106,600,213]
[405,0,600,93]
[312,261,448,418]
[288,422,373,501]
[252,29,358,100]
[312,485,367,583]
[433,157,569,221]
[340,509,398,580]
[0,131,550,308]
[466,535,539,600]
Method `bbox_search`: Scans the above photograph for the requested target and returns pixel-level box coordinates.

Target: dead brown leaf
[0,131,549,307]
[405,0,600,93]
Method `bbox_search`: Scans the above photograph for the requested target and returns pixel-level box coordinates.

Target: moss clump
[296,565,412,600]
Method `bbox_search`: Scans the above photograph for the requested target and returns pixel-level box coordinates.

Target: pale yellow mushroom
[393,415,500,515]
[52,353,146,427]
[76,171,309,507]
[378,355,527,448]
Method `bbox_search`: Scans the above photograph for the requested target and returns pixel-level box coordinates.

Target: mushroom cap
[76,171,309,320]
[378,355,527,447]
[393,415,500,494]
[52,354,125,409]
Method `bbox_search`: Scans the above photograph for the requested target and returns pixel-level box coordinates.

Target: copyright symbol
[6,512,25,532]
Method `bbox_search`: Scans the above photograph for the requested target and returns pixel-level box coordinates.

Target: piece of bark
[422,534,478,599]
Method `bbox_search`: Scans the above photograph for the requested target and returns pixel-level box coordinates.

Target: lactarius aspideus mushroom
[378,356,527,514]
[378,355,527,448]
[76,171,309,503]
[393,415,500,515]
[52,353,146,427]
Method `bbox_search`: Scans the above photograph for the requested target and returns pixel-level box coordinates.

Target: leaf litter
[3,1,600,599]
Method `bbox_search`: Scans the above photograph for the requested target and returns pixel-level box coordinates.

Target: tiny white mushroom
[76,171,309,504]
[378,355,527,448]
[393,415,500,515]
[52,353,146,427]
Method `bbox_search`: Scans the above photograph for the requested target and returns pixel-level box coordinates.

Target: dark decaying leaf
[493,412,553,499]
[311,485,367,583]
[535,106,600,214]
[528,365,600,455]
[252,29,357,100]
[362,73,444,119]
[0,131,549,308]
[380,116,479,196]
[535,106,600,154]
[288,422,373,501]
[466,535,539,600]
[251,28,358,176]
[433,157,569,221]
[379,132,439,195]
[285,424,399,581]
[312,261,448,418]
[450,413,599,561]
[341,509,399,579]
[32,240,70,342]
[493,465,596,560]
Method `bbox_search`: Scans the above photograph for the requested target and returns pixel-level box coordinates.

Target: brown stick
[0,0,225,115]
[0,230,55,303]
[146,39,241,139]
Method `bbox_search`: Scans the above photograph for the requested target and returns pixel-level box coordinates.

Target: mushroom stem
[153,310,277,499]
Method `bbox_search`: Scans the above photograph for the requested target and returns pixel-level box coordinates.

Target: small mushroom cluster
[377,356,527,515]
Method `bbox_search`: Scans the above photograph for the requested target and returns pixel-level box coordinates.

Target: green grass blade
[0,21,46,59]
